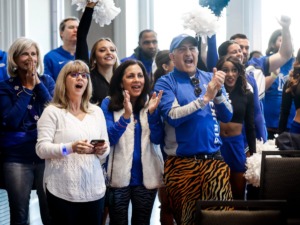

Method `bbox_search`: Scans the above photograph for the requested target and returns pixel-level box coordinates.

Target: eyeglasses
[68,73,90,79]
[175,46,198,54]
[191,77,202,97]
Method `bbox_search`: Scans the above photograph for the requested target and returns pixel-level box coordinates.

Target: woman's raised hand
[123,90,132,119]
[148,90,163,114]
[25,56,40,90]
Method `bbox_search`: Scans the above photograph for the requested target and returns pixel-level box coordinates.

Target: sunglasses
[68,73,90,79]
[191,77,202,97]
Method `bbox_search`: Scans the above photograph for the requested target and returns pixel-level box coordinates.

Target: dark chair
[196,200,287,225]
[260,150,300,224]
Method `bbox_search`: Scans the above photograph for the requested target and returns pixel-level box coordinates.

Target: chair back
[260,150,300,217]
[196,200,287,225]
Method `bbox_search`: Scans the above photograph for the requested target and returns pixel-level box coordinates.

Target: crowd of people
[0,1,299,225]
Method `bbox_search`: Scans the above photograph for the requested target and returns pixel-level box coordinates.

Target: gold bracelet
[270,72,278,79]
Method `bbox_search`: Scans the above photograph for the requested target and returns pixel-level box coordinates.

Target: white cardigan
[36,104,110,202]
[107,106,164,189]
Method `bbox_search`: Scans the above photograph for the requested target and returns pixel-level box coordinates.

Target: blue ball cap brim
[170,34,198,52]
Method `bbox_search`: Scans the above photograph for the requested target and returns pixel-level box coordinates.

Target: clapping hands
[205,68,226,100]
[148,90,163,114]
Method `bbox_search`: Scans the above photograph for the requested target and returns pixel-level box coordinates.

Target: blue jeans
[3,162,51,225]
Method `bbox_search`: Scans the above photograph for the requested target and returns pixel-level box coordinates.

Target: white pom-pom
[72,0,121,27]
[244,153,262,187]
[93,0,121,27]
[182,5,220,39]
[244,139,280,187]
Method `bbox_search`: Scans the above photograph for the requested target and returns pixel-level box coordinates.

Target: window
[152,0,226,51]
[261,0,298,55]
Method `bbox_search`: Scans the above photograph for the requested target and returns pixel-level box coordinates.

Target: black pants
[108,185,157,225]
[46,189,104,225]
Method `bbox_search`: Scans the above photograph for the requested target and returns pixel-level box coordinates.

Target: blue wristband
[61,144,68,156]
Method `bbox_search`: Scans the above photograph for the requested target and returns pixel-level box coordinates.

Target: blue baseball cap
[170,34,198,52]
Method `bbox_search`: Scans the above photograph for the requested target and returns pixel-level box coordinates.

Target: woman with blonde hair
[0,37,54,225]
[36,60,110,225]
[76,1,119,105]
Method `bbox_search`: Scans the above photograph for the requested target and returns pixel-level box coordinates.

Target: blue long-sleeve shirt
[245,75,267,142]
[154,68,232,157]
[0,75,55,163]
[206,35,218,72]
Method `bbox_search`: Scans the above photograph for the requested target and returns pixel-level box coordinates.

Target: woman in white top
[36,60,110,225]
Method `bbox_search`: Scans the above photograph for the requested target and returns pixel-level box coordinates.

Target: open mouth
[226,78,235,84]
[184,58,194,65]
[131,84,143,92]
[132,84,141,89]
[75,84,83,89]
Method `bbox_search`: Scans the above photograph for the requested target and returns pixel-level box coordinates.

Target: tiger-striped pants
[108,185,157,225]
[164,156,232,225]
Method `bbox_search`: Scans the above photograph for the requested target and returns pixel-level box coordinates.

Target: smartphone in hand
[90,139,105,146]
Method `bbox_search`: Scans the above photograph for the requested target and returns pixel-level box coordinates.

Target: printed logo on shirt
[0,63,5,67]
[58,61,65,65]
[210,102,221,145]
[277,73,289,92]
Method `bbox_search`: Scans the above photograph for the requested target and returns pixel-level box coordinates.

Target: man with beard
[121,29,158,81]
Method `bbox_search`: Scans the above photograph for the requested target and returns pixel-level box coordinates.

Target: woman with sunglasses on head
[76,1,119,106]
[216,56,256,200]
[0,37,54,225]
[36,60,110,225]
[101,59,164,225]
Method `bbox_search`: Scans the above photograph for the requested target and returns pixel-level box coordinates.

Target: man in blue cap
[154,34,233,224]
